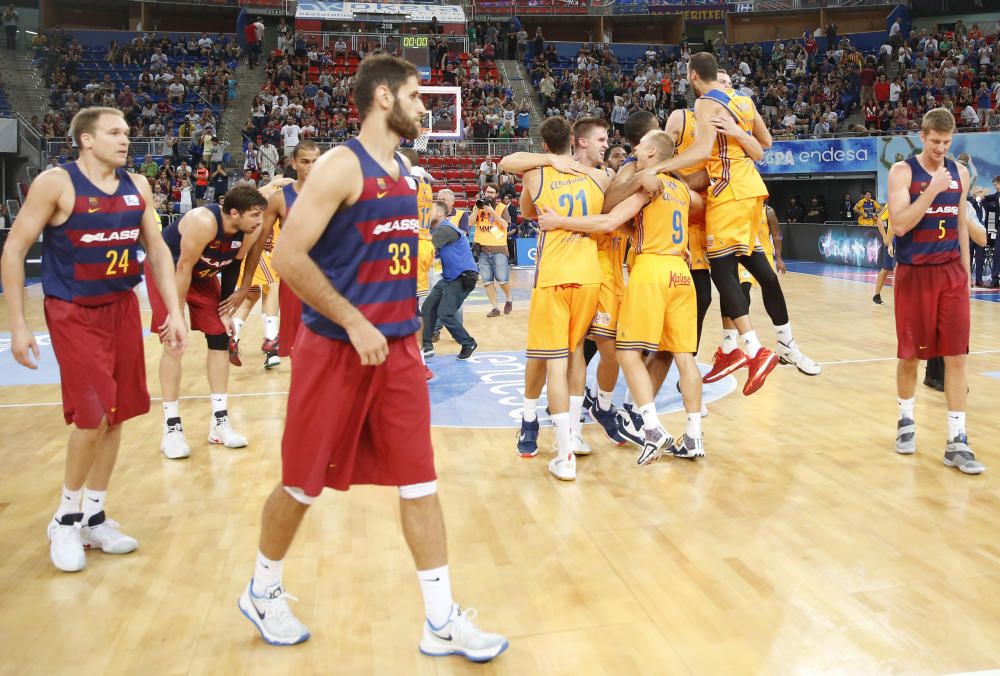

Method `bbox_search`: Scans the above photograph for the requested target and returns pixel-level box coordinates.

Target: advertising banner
[296,2,466,23]
[875,131,1000,203]
[757,137,877,176]
[779,222,882,269]
[515,237,538,267]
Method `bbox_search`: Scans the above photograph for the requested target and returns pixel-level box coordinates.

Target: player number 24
[388,242,411,275]
[105,249,130,276]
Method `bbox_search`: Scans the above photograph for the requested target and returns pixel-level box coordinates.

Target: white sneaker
[777,341,822,376]
[637,426,673,466]
[701,403,709,418]
[419,605,509,663]
[161,420,191,460]
[548,454,576,481]
[209,415,248,448]
[238,580,311,646]
[81,515,138,554]
[569,432,592,456]
[47,517,86,572]
[264,353,281,369]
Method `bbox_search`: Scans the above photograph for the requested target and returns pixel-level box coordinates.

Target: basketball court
[3,262,1000,674]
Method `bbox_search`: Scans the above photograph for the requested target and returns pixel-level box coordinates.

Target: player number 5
[388,242,411,275]
[105,249,130,276]
[938,219,946,240]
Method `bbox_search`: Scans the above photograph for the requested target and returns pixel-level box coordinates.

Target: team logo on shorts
[706,235,715,247]
[669,271,692,287]
[593,311,611,326]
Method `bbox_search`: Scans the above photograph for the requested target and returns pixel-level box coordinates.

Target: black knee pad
[205,333,229,351]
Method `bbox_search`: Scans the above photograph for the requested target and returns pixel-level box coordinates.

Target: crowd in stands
[29,29,239,220]
[525,19,1000,142]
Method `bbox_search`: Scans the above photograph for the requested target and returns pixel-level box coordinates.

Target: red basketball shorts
[144,260,226,336]
[277,281,302,358]
[281,328,436,495]
[894,259,970,360]
[44,293,150,429]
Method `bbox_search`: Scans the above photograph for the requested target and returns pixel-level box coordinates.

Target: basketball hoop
[413,133,430,152]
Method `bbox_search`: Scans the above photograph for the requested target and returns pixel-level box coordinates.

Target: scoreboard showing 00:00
[402,36,429,48]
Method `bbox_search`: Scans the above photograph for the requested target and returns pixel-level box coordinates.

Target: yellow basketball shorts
[526,283,600,359]
[242,251,278,293]
[689,215,710,271]
[588,282,623,340]
[617,254,696,354]
[416,238,435,298]
[706,196,764,259]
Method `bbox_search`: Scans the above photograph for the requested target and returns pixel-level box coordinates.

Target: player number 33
[388,242,411,275]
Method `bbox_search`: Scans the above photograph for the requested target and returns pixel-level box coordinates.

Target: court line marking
[5,350,1000,410]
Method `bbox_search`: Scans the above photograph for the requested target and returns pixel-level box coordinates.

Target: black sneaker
[872,294,883,305]
[431,330,441,343]
[457,341,478,360]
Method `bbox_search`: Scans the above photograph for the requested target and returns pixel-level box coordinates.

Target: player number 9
[671,211,684,244]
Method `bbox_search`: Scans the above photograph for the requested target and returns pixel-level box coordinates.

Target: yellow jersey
[674,109,706,179]
[533,167,604,288]
[596,229,627,294]
[756,207,774,256]
[700,88,768,203]
[634,173,691,257]
[473,202,508,247]
[416,177,433,241]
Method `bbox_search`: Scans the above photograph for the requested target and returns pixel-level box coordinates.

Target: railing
[752,0,902,8]
[44,136,199,159]
[16,114,46,169]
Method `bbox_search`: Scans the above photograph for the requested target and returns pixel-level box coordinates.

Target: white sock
[947,411,966,440]
[55,485,82,519]
[163,400,180,422]
[638,402,659,431]
[686,412,702,438]
[741,331,762,358]
[587,381,598,400]
[898,397,915,421]
[522,397,538,422]
[263,315,278,341]
[569,395,584,437]
[418,565,455,629]
[82,488,106,522]
[252,550,283,595]
[721,329,739,354]
[550,412,572,460]
[623,390,634,407]
[233,317,244,340]
[597,389,614,412]
[211,393,227,416]
[774,322,794,347]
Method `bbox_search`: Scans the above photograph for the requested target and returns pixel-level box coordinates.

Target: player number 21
[557,189,589,216]
[388,242,411,275]
[105,249,130,276]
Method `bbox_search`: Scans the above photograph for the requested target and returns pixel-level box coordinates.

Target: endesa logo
[372,218,419,236]
[79,228,140,244]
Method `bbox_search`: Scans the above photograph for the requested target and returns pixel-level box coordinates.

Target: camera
[476,197,495,209]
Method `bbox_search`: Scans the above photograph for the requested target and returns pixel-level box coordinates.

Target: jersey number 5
[105,249,130,276]
[388,242,411,275]
[938,219,946,240]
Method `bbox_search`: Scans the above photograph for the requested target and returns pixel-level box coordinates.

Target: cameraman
[422,200,479,360]
[472,183,515,316]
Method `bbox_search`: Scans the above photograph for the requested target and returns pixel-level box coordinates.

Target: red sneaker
[261,337,279,354]
[743,347,779,396]
[702,347,748,383]
[425,367,435,381]
[228,338,242,367]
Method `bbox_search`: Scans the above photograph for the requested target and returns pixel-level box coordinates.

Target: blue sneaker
[582,389,595,421]
[517,418,539,458]
[590,401,626,446]
[616,403,644,447]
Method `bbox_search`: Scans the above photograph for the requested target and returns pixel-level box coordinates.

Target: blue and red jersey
[303,138,420,342]
[283,182,299,214]
[162,204,245,279]
[41,162,145,306]
[895,157,962,266]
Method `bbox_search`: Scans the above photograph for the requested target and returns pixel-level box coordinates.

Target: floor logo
[428,351,736,428]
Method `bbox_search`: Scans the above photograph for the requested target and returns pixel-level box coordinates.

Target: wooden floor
[2,268,1000,676]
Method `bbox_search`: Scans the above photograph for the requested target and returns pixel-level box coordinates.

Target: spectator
[786,196,805,223]
[478,156,498,188]
[3,4,17,50]
[805,195,827,222]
